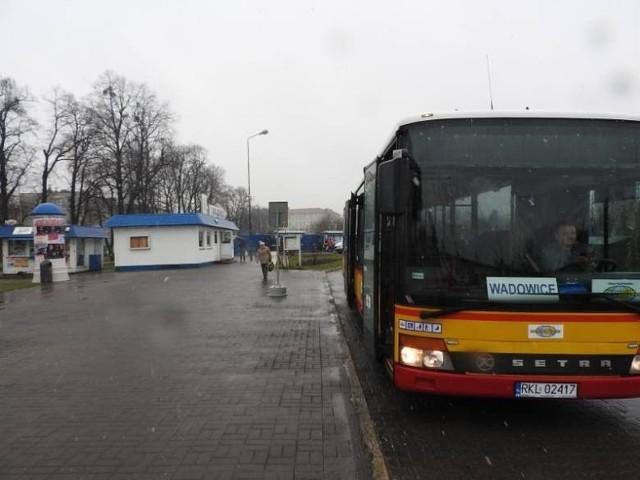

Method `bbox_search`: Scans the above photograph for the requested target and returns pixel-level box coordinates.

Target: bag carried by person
[268,261,275,272]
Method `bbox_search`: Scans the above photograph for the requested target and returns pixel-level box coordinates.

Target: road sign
[268,202,288,228]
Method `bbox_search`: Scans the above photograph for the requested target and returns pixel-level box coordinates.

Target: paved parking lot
[0,264,369,480]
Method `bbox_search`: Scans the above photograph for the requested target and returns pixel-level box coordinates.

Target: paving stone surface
[0,263,369,480]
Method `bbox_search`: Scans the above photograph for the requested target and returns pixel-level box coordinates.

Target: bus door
[344,193,364,310]
[377,150,422,360]
[362,163,379,358]
[378,200,401,360]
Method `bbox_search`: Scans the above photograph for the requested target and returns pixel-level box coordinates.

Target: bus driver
[540,222,586,271]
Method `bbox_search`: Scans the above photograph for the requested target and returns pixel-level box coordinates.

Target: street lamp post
[247,129,269,259]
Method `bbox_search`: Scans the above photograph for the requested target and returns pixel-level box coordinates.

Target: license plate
[515,382,578,398]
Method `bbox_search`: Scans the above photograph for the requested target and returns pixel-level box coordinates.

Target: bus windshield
[401,117,640,309]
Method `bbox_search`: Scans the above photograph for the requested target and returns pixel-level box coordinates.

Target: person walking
[238,239,247,263]
[256,241,271,282]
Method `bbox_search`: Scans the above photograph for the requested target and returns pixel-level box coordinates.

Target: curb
[325,274,391,480]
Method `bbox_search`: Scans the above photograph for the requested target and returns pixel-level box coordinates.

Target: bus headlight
[629,355,640,374]
[399,334,454,371]
[423,350,446,369]
[400,347,424,367]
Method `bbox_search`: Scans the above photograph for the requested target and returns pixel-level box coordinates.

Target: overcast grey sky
[2,0,640,214]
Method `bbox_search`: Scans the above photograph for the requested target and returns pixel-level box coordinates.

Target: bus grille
[449,353,633,376]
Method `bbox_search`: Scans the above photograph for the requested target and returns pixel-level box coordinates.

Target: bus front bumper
[394,364,640,399]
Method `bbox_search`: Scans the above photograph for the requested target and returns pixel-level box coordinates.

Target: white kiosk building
[0,224,108,275]
[106,213,239,271]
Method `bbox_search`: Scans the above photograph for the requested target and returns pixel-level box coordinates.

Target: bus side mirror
[378,149,412,214]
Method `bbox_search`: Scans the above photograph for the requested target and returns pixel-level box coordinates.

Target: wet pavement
[0,264,370,480]
[8,263,640,480]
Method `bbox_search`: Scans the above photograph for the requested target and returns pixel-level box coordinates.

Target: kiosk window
[130,236,149,249]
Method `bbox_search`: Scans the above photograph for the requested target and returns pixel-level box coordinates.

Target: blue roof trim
[66,226,109,239]
[0,225,31,240]
[115,261,216,272]
[105,213,239,231]
[0,225,108,240]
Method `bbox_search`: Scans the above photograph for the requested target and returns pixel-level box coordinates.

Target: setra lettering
[511,358,613,369]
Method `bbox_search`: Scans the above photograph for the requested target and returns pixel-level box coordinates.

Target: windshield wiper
[420,307,469,319]
[594,294,640,315]
[564,292,640,316]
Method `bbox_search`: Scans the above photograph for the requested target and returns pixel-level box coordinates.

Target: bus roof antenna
[486,55,494,111]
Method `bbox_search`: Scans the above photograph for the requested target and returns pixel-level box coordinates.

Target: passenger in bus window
[540,222,587,271]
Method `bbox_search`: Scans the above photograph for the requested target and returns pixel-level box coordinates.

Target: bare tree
[90,71,134,215]
[125,84,172,213]
[0,76,37,222]
[89,72,175,215]
[200,164,226,210]
[175,144,208,213]
[1,71,241,225]
[154,142,181,212]
[63,94,100,224]
[39,88,78,203]
[219,185,249,229]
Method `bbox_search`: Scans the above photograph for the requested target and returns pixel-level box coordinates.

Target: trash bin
[40,260,53,284]
[88,254,102,271]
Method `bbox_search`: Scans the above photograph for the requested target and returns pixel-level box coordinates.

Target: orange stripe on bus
[354,267,364,315]
[394,305,639,323]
